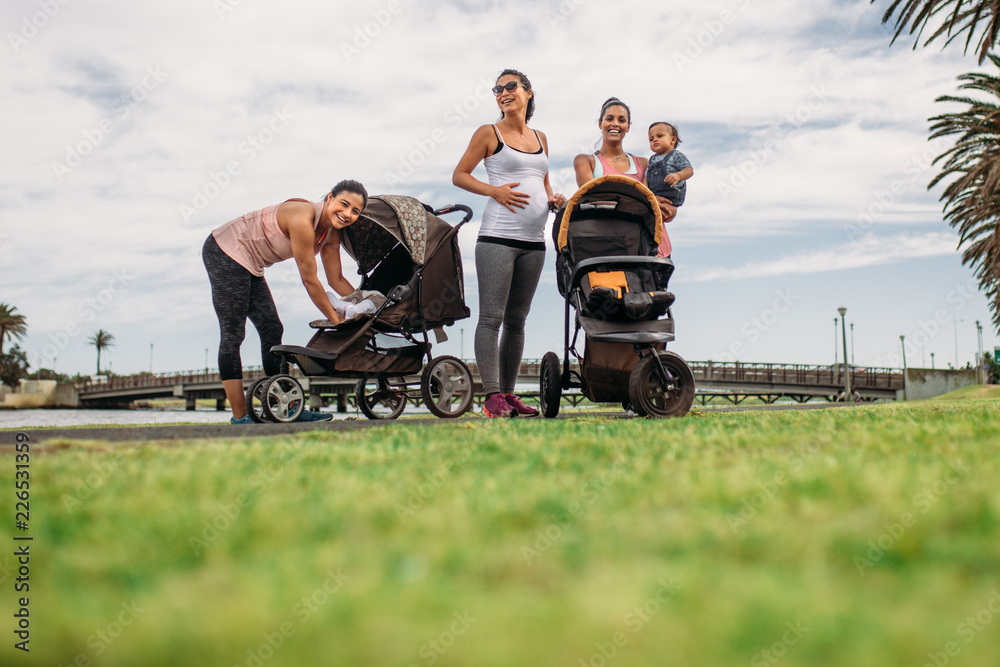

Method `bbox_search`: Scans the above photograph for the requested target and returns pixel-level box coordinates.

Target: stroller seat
[581,270,675,322]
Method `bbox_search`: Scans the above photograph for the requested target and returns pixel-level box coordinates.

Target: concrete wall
[900,368,979,401]
[3,380,79,408]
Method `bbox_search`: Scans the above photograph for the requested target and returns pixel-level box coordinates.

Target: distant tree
[28,368,69,382]
[875,0,1000,64]
[87,329,116,375]
[873,1,1000,331]
[0,303,27,357]
[928,55,1000,329]
[0,345,29,389]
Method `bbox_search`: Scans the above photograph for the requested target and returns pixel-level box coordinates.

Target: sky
[1,0,997,378]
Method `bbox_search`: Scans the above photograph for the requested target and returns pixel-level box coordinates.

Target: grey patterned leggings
[203,235,283,381]
[474,240,545,395]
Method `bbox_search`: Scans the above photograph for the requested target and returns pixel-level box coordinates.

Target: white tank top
[479,125,550,243]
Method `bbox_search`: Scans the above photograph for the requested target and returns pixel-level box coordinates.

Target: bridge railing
[78,358,904,395]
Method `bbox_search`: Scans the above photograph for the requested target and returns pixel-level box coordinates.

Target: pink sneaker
[504,393,539,417]
[483,393,514,418]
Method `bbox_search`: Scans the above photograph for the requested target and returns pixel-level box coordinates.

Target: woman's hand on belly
[491,181,530,212]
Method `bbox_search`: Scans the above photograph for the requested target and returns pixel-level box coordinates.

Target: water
[0,407,362,429]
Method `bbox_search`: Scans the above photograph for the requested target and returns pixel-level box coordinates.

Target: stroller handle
[433,204,474,225]
[569,256,675,292]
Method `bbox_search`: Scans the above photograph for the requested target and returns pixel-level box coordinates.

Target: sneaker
[231,414,254,425]
[504,393,539,417]
[297,409,333,422]
[483,393,515,418]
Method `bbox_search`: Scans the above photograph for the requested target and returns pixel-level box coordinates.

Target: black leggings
[202,235,283,380]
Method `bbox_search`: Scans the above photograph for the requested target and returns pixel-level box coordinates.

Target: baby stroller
[246,195,475,422]
[539,175,695,418]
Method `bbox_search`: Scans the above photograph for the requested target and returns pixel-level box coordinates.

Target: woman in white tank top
[452,69,567,418]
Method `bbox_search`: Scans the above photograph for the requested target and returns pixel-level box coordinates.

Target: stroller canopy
[341,195,443,273]
[555,175,663,252]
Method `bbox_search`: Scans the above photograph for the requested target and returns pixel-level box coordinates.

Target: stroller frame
[540,176,696,418]
[246,202,476,422]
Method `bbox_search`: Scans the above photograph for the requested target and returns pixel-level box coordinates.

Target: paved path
[0,403,857,447]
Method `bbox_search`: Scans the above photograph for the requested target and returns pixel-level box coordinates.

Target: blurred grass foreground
[2,398,999,666]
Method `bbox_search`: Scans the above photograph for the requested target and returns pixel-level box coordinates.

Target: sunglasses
[492,81,525,96]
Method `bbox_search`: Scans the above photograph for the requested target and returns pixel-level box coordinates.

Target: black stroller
[539,175,696,418]
[246,195,475,422]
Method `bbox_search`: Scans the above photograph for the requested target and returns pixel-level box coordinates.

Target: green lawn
[2,399,999,666]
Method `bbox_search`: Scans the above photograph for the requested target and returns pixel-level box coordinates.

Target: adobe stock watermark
[213,0,248,20]
[921,589,1000,667]
[51,66,169,183]
[339,0,407,62]
[578,579,680,667]
[716,84,829,202]
[713,288,798,362]
[543,0,589,29]
[7,0,73,53]
[61,450,124,509]
[408,611,477,667]
[844,136,951,241]
[383,76,496,187]
[233,568,350,667]
[882,277,979,368]
[179,107,294,223]
[395,447,474,522]
[854,458,968,575]
[28,269,131,370]
[673,0,753,72]
[750,620,810,667]
[189,441,299,555]
[56,600,146,667]
[726,441,822,532]
[521,459,630,565]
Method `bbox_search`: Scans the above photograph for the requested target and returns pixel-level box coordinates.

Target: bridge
[75,360,904,410]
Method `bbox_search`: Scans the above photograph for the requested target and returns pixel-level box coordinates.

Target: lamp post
[838,307,850,400]
[205,348,209,375]
[149,343,153,374]
[976,320,984,383]
[850,322,855,366]
[460,327,465,360]
[900,335,907,401]
[954,318,964,367]
[930,352,935,370]
[833,318,838,367]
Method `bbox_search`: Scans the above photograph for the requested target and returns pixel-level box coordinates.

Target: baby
[645,122,693,206]
[645,122,693,258]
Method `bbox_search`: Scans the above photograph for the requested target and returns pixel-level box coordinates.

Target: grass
[928,384,1000,401]
[2,399,1000,666]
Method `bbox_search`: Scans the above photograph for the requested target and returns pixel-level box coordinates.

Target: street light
[850,322,855,366]
[149,343,154,374]
[900,334,907,401]
[834,318,839,369]
[930,352,935,370]
[838,307,850,400]
[954,318,965,367]
[976,320,985,383]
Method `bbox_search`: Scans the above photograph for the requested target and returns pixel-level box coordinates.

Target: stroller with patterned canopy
[245,195,475,422]
[539,175,696,418]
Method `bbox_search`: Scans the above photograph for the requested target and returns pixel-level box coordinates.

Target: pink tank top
[594,152,645,181]
[212,198,329,277]
[594,154,671,256]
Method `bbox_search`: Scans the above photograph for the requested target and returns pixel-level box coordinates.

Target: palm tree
[875,0,1000,64]
[88,329,116,375]
[0,303,28,357]
[928,54,1000,329]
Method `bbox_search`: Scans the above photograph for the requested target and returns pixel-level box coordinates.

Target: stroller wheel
[421,355,473,418]
[540,352,562,419]
[261,374,306,423]
[355,376,407,420]
[627,351,695,418]
[245,377,269,423]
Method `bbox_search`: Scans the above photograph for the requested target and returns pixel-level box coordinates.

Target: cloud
[686,231,958,282]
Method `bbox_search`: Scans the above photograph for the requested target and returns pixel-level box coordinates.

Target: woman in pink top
[573,98,677,255]
[202,179,367,424]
